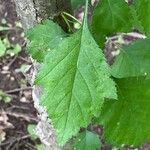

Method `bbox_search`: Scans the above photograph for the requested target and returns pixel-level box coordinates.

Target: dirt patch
[0,0,40,149]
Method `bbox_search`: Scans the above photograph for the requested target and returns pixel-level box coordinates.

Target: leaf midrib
[61,24,90,141]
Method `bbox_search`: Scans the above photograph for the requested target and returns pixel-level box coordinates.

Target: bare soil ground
[0,0,40,149]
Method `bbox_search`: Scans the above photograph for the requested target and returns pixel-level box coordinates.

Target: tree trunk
[14,0,72,30]
[13,0,72,149]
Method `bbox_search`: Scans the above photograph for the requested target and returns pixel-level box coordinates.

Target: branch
[5,87,32,94]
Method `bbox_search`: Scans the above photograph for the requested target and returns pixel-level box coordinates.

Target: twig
[6,135,31,150]
[6,105,29,111]
[0,135,30,147]
[5,87,33,94]
[25,142,36,150]
[6,111,38,122]
[0,91,17,98]
[7,55,18,67]
[18,56,31,64]
[18,135,31,140]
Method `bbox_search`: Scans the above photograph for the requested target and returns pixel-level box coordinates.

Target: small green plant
[27,0,150,149]
[27,124,44,150]
[27,124,38,140]
[0,38,21,57]
[0,90,12,103]
[36,144,44,150]
[0,39,6,57]
[0,23,21,57]
[73,130,100,150]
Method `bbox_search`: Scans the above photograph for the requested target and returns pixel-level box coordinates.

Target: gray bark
[33,0,71,20]
[32,62,61,150]
[14,0,71,30]
[14,0,36,30]
[14,0,71,149]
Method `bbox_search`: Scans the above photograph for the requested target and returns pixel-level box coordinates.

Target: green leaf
[7,44,22,55]
[133,0,150,36]
[36,0,117,145]
[92,0,132,47]
[3,38,11,48]
[97,77,150,147]
[27,124,38,140]
[129,6,144,33]
[71,0,84,8]
[13,44,22,54]
[36,144,45,150]
[26,20,66,62]
[0,39,6,57]
[73,131,101,150]
[111,38,150,78]
[0,90,12,103]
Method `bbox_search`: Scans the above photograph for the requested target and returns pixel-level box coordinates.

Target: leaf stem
[84,0,89,23]
[61,13,72,32]
[62,12,82,25]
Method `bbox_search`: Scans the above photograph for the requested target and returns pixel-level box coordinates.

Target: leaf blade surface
[111,38,150,78]
[26,20,66,62]
[35,5,117,145]
[98,77,150,147]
